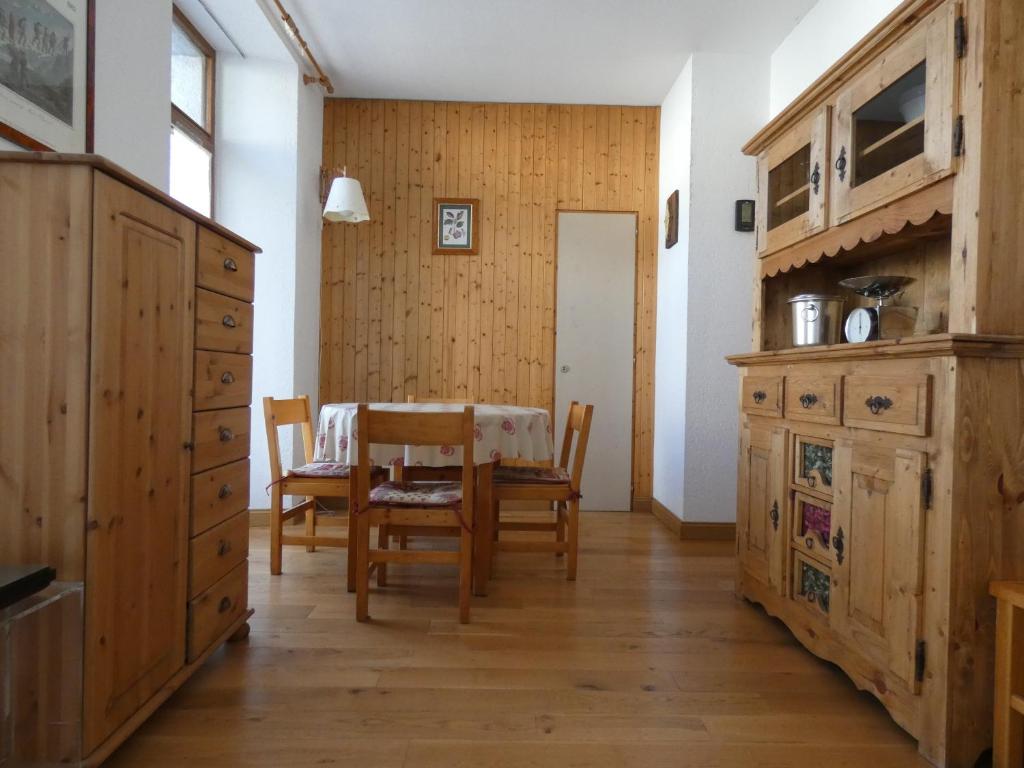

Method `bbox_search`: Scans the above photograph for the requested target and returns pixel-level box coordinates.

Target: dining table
[315,402,555,595]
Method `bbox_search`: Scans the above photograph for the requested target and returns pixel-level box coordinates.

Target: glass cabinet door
[830,2,958,226]
[757,106,830,256]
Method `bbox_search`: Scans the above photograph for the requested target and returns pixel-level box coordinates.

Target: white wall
[292,79,325,434]
[215,55,306,501]
[653,53,767,523]
[682,53,766,522]
[653,60,692,518]
[93,0,173,189]
[769,0,903,116]
[2,0,174,188]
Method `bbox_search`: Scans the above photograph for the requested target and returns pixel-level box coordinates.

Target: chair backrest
[262,396,315,483]
[405,395,472,404]
[557,401,595,492]
[356,404,476,513]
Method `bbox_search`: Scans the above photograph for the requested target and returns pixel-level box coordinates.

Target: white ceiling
[285,0,817,105]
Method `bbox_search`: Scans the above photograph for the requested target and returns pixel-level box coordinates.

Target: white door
[555,212,636,512]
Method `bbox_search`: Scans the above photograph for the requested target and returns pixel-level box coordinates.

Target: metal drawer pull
[865,395,893,415]
[222,314,237,329]
[219,427,234,442]
[218,596,232,614]
[832,527,845,565]
[806,474,816,488]
[810,162,821,195]
[769,500,780,531]
[752,390,767,404]
[799,393,818,409]
[218,483,233,499]
[805,536,815,550]
[217,539,232,557]
[223,257,238,272]
[221,371,236,385]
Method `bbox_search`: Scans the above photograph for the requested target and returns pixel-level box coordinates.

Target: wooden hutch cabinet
[729,1,1024,766]
[0,154,259,766]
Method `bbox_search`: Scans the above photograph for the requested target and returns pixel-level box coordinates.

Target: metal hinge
[954,15,967,59]
[952,116,965,158]
[915,641,927,683]
[922,467,933,510]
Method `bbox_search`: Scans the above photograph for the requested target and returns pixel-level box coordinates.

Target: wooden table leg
[473,461,495,596]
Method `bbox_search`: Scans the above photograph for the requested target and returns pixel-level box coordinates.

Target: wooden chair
[491,401,594,581]
[262,396,385,588]
[354,404,476,623]
[991,581,1024,768]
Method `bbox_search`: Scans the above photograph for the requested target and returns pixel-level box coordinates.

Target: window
[169,7,215,216]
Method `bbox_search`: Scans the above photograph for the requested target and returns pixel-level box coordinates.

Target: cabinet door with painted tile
[738,424,788,594]
[831,440,927,691]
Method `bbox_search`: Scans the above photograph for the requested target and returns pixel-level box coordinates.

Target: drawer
[784,374,842,425]
[741,375,784,417]
[792,491,833,563]
[190,510,249,598]
[792,551,830,620]
[194,351,253,411]
[196,288,253,354]
[197,227,255,302]
[191,458,250,536]
[187,561,248,662]
[842,375,931,436]
[793,434,834,498]
[192,407,251,473]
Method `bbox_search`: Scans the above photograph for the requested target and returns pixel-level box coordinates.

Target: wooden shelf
[727,333,1024,367]
[859,116,925,158]
[774,183,811,209]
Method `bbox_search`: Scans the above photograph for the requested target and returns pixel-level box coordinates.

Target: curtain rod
[270,0,335,95]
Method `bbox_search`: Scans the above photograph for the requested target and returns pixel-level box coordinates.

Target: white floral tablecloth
[315,403,554,468]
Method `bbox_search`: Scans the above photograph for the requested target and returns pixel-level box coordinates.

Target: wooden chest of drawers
[0,155,259,766]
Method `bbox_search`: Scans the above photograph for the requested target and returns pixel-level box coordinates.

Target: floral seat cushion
[368,481,463,508]
[288,463,387,479]
[494,466,570,484]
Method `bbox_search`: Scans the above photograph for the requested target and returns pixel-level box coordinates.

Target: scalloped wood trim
[760,177,954,279]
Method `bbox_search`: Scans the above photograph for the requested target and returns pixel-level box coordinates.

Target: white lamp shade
[323,176,370,223]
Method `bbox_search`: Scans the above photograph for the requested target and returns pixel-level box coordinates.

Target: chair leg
[458,525,473,624]
[305,496,316,552]
[566,499,579,581]
[355,513,371,622]
[346,508,357,593]
[270,489,283,575]
[377,523,389,587]
[555,501,566,558]
[492,500,500,542]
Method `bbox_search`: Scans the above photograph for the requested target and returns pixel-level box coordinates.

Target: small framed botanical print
[433,197,479,255]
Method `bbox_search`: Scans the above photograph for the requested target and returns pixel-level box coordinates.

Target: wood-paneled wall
[320,99,660,503]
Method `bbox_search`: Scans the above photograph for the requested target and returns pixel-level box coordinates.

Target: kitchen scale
[839,275,918,343]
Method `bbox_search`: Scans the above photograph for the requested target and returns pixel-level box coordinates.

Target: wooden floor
[106,511,930,767]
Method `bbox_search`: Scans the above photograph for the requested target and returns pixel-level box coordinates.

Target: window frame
[170,5,216,214]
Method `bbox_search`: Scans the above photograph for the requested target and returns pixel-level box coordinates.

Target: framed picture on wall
[432,197,479,255]
[0,0,94,151]
[665,189,679,249]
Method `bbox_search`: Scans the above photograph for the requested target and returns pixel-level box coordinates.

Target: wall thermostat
[735,200,755,232]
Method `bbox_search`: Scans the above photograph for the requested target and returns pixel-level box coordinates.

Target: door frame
[553,209,640,510]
